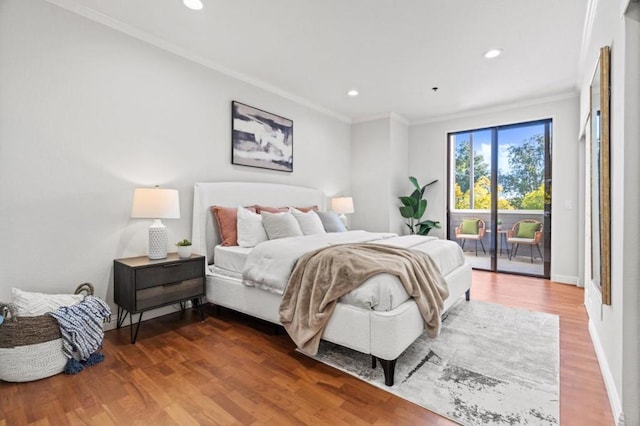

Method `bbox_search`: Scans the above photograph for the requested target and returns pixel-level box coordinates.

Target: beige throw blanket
[279,243,449,355]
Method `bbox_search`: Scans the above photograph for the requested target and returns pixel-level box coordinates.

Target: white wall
[389,115,409,235]
[409,96,580,284]
[620,13,640,425]
[350,115,409,234]
[580,0,640,423]
[350,118,390,232]
[0,1,351,310]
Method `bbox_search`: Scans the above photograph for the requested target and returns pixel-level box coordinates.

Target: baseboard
[550,274,578,285]
[588,319,625,424]
[104,303,190,331]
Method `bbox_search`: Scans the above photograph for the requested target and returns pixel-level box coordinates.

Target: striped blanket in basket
[50,295,111,374]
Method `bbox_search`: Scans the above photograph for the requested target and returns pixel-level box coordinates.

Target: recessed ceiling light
[183,0,203,10]
[483,48,503,59]
[347,89,359,97]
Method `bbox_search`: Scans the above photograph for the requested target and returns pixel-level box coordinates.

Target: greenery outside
[453,133,545,210]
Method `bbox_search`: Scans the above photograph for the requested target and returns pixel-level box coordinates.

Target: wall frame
[590,46,611,305]
[231,101,293,172]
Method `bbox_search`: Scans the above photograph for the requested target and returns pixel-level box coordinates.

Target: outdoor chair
[455,218,486,256]
[507,219,543,263]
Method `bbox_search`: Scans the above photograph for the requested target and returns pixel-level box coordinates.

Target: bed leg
[371,356,376,369]
[465,289,471,301]
[376,357,397,386]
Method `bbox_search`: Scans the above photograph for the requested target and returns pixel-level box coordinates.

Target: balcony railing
[449,210,546,275]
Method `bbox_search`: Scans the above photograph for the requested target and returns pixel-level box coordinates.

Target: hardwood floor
[0,271,613,425]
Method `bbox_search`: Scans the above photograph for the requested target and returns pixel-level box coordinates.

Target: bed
[191,182,472,386]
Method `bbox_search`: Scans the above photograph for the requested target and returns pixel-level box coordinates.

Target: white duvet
[242,231,466,312]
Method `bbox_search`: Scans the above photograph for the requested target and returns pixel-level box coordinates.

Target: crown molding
[410,91,579,126]
[352,111,409,125]
[390,112,410,126]
[44,0,351,124]
[578,0,599,72]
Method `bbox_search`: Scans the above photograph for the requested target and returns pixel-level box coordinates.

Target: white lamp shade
[131,188,180,219]
[331,197,354,215]
[131,187,180,260]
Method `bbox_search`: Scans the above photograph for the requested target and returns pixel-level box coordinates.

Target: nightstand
[114,253,206,343]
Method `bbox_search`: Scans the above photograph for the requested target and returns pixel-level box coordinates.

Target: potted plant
[399,176,441,235]
[497,218,503,230]
[176,239,192,258]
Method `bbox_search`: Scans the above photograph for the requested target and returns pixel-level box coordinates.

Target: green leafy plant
[176,239,192,247]
[399,176,441,235]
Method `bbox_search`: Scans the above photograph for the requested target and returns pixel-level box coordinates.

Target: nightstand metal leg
[117,306,129,328]
[192,297,206,322]
[129,311,143,344]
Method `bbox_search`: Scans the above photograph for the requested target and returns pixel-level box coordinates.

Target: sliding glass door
[447,119,551,278]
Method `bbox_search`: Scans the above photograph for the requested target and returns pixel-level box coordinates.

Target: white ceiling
[48,0,588,123]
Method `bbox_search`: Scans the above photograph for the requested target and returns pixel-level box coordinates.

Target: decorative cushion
[261,212,304,240]
[290,208,326,235]
[11,288,84,317]
[254,205,318,213]
[315,211,347,232]
[294,205,319,212]
[255,205,289,214]
[236,206,268,247]
[211,206,256,246]
[517,222,539,239]
[460,219,479,235]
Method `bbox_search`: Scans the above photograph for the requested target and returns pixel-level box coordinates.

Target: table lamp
[331,196,354,225]
[131,187,180,259]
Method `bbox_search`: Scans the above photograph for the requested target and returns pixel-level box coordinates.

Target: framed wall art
[231,101,293,172]
[590,45,611,305]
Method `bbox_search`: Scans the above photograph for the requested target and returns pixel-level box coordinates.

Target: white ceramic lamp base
[339,213,349,230]
[148,219,168,260]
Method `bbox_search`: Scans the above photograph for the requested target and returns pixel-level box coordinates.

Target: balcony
[449,210,546,276]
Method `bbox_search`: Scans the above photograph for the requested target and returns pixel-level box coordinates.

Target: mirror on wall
[590,46,611,305]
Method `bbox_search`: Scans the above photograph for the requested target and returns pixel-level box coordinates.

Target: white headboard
[192,182,326,264]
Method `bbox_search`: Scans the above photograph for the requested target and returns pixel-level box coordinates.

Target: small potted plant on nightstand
[176,239,192,258]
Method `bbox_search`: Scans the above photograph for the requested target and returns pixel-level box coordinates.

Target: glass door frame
[446,119,552,278]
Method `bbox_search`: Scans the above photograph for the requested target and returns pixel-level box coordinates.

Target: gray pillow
[316,211,347,232]
[261,212,304,239]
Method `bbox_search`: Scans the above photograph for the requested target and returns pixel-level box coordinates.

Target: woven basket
[0,283,94,382]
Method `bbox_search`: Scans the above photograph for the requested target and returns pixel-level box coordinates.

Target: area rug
[311,300,559,425]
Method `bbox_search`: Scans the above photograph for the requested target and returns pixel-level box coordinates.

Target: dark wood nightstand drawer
[136,277,204,311]
[135,259,203,290]
[113,254,206,343]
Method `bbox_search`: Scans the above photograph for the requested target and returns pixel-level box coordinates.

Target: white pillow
[11,288,84,317]
[236,206,268,247]
[290,208,326,235]
[261,211,304,240]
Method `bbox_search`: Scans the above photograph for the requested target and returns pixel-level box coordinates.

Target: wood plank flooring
[0,271,613,425]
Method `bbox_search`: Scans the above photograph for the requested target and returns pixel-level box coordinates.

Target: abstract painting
[231,101,293,172]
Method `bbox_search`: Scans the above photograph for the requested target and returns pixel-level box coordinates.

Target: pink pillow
[255,205,289,213]
[295,205,319,212]
[211,206,256,246]
[255,205,318,213]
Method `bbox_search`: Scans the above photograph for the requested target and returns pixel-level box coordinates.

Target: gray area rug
[311,300,559,425]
